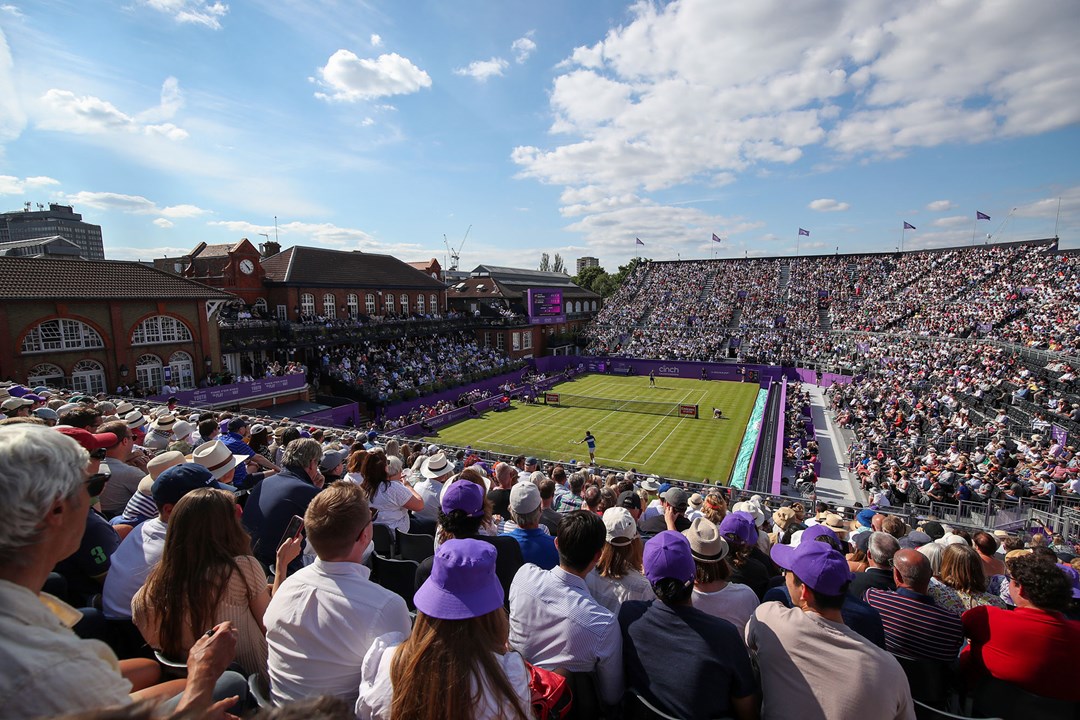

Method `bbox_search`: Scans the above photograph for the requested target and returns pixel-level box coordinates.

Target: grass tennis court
[425,374,760,483]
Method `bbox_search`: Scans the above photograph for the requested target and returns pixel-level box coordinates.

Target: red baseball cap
[55,426,119,450]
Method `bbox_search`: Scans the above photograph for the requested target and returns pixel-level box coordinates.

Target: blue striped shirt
[865,587,964,661]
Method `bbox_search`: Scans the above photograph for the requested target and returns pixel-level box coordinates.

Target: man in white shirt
[264,481,411,706]
[509,509,623,706]
[411,451,452,534]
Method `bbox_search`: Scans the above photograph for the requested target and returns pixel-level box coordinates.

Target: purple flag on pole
[635,237,645,246]
[976,211,990,220]
[904,221,916,230]
[1051,424,1067,448]
[712,233,723,243]
[798,228,810,237]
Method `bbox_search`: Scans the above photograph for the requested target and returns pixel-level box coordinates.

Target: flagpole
[971,216,978,246]
[796,230,800,258]
[900,224,905,253]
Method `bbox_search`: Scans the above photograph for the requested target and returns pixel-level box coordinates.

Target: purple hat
[719,511,758,545]
[6,385,28,397]
[414,539,504,620]
[23,393,45,403]
[771,540,853,596]
[441,480,484,517]
[801,524,840,545]
[1058,564,1080,600]
[643,531,696,585]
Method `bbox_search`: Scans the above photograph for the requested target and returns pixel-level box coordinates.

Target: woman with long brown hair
[131,486,300,679]
[361,450,424,535]
[586,507,654,613]
[938,543,1006,612]
[356,539,530,720]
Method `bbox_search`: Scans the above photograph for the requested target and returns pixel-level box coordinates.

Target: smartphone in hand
[279,514,304,548]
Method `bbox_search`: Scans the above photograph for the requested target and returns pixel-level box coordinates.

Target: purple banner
[1051,424,1068,448]
[148,373,307,406]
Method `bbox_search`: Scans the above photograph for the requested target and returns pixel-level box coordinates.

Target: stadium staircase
[818,305,832,331]
[696,268,718,303]
[778,260,791,293]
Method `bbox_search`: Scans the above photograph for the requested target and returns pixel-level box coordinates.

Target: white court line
[474,406,559,445]
[618,387,697,462]
[639,388,710,466]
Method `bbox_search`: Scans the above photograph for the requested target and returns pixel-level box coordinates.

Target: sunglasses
[85,473,110,497]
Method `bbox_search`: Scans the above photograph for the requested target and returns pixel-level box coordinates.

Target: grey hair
[0,425,88,565]
[529,470,547,484]
[917,542,945,575]
[867,532,900,566]
[282,438,324,469]
[511,506,542,528]
[385,454,404,476]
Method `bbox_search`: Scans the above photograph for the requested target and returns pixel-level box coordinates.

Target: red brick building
[155,238,266,307]
[260,246,447,321]
[0,256,234,394]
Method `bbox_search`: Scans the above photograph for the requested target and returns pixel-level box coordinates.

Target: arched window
[299,293,315,316]
[71,359,106,396]
[346,294,359,318]
[21,318,104,354]
[366,293,376,315]
[27,362,64,387]
[400,293,408,315]
[131,315,193,345]
[168,351,195,390]
[254,298,268,315]
[430,294,439,315]
[384,293,395,315]
[591,300,598,311]
[136,353,163,393]
[323,293,336,319]
[416,294,425,314]
[575,301,582,313]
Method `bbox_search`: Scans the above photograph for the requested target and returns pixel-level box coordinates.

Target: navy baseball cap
[152,463,217,508]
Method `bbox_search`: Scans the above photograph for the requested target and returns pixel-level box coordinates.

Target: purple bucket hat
[414,538,504,620]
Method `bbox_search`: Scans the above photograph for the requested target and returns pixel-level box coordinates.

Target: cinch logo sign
[656,366,680,376]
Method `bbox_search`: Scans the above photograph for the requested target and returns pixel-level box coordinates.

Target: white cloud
[0,5,22,18]
[511,0,1080,256]
[314,50,432,102]
[0,28,26,144]
[64,191,208,220]
[207,219,424,254]
[153,218,175,228]
[512,32,537,64]
[932,215,968,228]
[370,33,383,48]
[37,85,189,140]
[139,1,228,30]
[107,244,197,261]
[453,57,509,82]
[926,199,956,212]
[0,175,60,195]
[808,198,850,212]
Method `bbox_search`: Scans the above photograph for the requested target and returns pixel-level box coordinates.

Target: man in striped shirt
[865,549,963,661]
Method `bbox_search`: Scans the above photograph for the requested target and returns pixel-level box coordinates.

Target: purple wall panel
[148,374,307,406]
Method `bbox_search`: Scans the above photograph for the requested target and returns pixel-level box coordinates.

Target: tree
[538,253,551,272]
[552,253,567,274]
[572,265,608,294]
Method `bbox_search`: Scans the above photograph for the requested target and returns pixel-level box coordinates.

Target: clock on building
[239,259,255,275]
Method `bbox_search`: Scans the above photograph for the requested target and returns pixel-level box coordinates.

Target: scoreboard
[526,288,566,324]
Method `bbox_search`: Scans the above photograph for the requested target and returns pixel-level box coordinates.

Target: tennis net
[543,392,698,419]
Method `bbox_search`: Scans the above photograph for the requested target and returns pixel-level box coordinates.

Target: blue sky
[1,0,1078,272]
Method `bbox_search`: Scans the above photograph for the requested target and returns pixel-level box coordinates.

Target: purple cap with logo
[719,511,758,545]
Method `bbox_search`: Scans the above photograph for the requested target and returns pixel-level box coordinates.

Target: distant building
[0,203,105,260]
[154,238,267,307]
[0,236,85,259]
[445,265,601,358]
[576,256,600,274]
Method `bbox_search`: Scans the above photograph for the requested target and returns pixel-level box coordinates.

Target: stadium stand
[3,237,1080,719]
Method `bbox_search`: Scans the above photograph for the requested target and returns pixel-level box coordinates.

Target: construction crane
[443,224,471,271]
